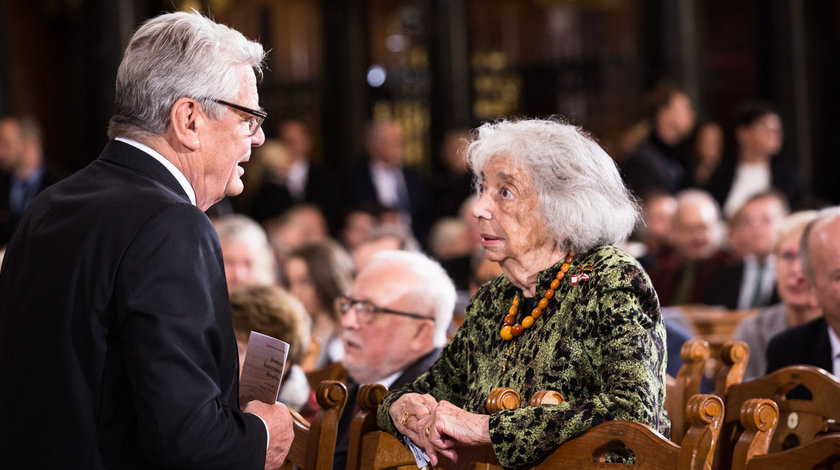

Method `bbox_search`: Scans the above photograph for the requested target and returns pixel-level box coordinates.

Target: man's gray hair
[108,11,266,141]
[366,250,455,347]
[799,206,840,281]
[466,118,639,254]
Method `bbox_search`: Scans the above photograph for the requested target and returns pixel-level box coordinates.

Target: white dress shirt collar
[115,137,197,206]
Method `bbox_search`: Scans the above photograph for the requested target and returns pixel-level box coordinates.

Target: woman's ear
[170,97,202,151]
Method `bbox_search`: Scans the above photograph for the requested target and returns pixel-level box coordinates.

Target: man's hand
[244,400,295,470]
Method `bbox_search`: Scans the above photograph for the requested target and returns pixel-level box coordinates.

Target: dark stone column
[320,0,369,172]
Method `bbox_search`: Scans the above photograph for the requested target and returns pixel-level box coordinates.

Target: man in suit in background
[345,120,433,247]
[333,250,455,469]
[647,189,742,307]
[0,11,293,469]
[766,207,840,376]
[0,114,62,247]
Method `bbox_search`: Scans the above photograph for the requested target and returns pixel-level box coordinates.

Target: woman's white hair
[108,11,266,140]
[466,118,639,253]
[214,214,276,286]
[366,250,455,347]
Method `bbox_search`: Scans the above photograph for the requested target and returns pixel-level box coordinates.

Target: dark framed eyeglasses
[335,295,432,324]
[211,99,267,137]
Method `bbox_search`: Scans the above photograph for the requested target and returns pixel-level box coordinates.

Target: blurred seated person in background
[282,240,354,371]
[0,114,63,247]
[621,81,696,196]
[244,138,293,223]
[277,119,341,235]
[689,121,724,187]
[230,284,313,414]
[734,210,821,380]
[351,224,420,273]
[727,190,789,309]
[345,119,432,246]
[335,250,456,469]
[627,190,677,269]
[263,203,329,269]
[339,202,385,252]
[647,189,741,307]
[432,128,473,221]
[706,99,806,218]
[381,119,668,468]
[214,214,276,290]
[428,216,474,292]
[766,207,840,376]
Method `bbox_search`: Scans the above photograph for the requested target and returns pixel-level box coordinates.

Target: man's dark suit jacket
[704,157,807,210]
[345,163,432,246]
[646,249,744,308]
[333,347,442,469]
[765,316,834,375]
[0,141,266,469]
[0,166,62,247]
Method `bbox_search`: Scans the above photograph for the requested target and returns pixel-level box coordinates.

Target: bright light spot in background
[367,65,387,87]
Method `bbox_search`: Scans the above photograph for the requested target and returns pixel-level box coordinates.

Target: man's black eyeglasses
[211,99,267,137]
[335,296,432,324]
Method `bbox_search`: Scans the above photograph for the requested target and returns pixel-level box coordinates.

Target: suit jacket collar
[391,347,442,390]
[99,140,190,203]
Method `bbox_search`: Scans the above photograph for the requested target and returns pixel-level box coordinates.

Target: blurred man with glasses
[333,250,456,468]
[0,11,293,470]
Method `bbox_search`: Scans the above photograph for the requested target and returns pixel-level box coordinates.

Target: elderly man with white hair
[333,249,456,469]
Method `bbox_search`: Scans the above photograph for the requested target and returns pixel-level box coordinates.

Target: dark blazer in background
[704,157,808,210]
[345,163,433,246]
[765,316,834,375]
[0,166,62,247]
[0,141,266,469]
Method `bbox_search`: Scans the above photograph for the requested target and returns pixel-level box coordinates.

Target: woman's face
[775,228,815,308]
[471,155,553,265]
[284,257,321,315]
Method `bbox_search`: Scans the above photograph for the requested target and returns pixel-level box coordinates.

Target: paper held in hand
[239,331,290,405]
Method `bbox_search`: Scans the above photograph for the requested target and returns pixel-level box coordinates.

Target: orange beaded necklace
[500,252,575,341]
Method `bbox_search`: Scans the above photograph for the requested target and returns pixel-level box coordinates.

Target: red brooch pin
[570,265,594,285]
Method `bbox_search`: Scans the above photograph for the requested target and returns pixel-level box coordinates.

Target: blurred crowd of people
[2,74,839,468]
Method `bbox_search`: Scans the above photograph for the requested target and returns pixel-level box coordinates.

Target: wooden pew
[668,339,711,444]
[280,380,348,470]
[731,396,840,470]
[714,365,840,469]
[348,386,725,469]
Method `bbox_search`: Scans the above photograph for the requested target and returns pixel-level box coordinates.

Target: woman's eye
[500,187,514,199]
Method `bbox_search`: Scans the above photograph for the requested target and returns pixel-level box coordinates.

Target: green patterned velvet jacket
[377,245,669,469]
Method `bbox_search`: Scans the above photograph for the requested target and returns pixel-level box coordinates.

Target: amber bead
[521,315,535,328]
[557,272,565,280]
[508,305,518,315]
[550,279,560,290]
[565,254,574,263]
[511,324,524,336]
[531,307,542,319]
[545,289,555,299]
[560,263,570,273]
[512,296,519,306]
[537,298,548,309]
[500,326,514,341]
[503,314,516,325]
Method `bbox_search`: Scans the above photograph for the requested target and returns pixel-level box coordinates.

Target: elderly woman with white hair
[378,118,669,468]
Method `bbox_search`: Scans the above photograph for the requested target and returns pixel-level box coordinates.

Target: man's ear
[170,97,202,151]
[410,317,435,351]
